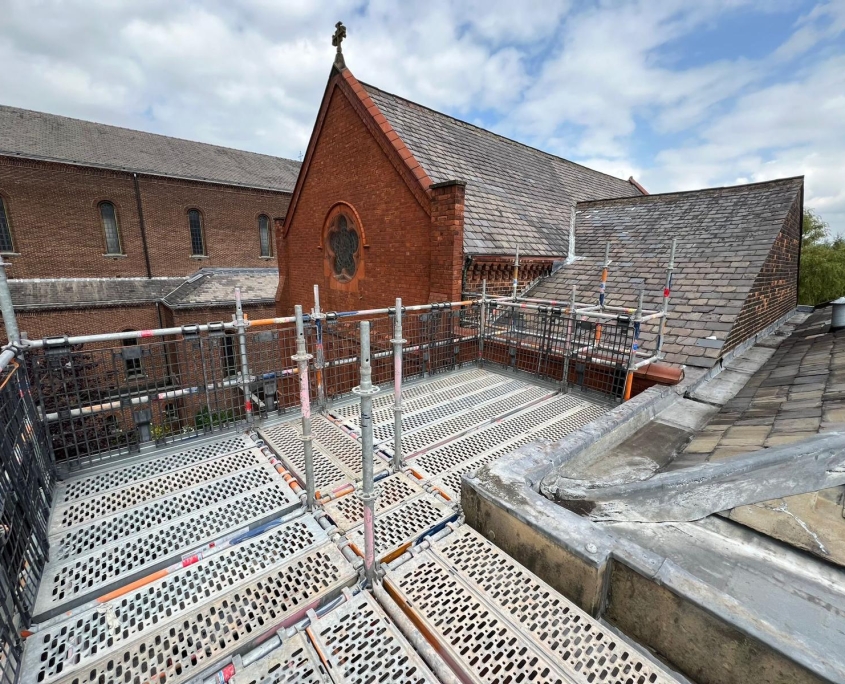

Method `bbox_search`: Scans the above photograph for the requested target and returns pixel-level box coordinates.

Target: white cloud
[0,0,843,232]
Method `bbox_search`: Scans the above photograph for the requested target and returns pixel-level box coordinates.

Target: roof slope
[9,277,184,311]
[529,177,804,367]
[363,84,641,258]
[162,268,278,309]
[0,105,301,192]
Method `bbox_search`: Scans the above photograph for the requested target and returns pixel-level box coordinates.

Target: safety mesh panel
[346,494,453,559]
[412,394,595,478]
[395,386,552,456]
[51,544,354,684]
[230,632,330,684]
[310,591,437,684]
[386,554,563,684]
[22,517,325,684]
[321,473,423,531]
[53,449,262,529]
[331,369,488,420]
[433,527,673,684]
[52,465,278,559]
[57,435,253,504]
[35,482,298,618]
[371,379,525,442]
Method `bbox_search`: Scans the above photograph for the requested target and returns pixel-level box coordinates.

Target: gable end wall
[724,192,802,352]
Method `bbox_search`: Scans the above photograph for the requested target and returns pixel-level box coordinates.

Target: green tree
[798,209,845,306]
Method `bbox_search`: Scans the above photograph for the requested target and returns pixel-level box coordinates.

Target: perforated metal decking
[384,524,677,684]
[19,368,681,684]
[33,435,302,621]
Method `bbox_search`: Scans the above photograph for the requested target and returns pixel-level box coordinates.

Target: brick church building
[0,105,301,343]
[278,45,803,370]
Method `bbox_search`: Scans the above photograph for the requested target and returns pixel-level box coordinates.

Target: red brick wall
[724,192,802,351]
[465,258,554,296]
[7,304,162,345]
[0,156,291,279]
[429,181,466,302]
[278,87,433,316]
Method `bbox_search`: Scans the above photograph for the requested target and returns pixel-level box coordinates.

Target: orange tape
[97,569,168,603]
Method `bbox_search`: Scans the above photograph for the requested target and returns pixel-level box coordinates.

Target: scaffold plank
[429,525,679,684]
[345,492,455,561]
[230,632,331,684]
[34,477,300,620]
[43,542,355,684]
[320,473,426,532]
[21,516,331,684]
[54,434,255,505]
[307,590,438,683]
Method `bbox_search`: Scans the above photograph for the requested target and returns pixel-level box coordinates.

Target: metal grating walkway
[385,524,678,684]
[32,437,301,621]
[15,367,678,684]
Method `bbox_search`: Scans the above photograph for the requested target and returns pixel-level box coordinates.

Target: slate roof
[9,277,184,311]
[0,105,301,192]
[363,84,642,258]
[684,308,845,460]
[529,177,804,368]
[161,268,278,309]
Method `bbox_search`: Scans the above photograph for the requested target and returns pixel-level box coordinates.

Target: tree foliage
[798,209,845,306]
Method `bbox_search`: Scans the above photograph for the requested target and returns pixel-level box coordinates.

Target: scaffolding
[0,249,677,684]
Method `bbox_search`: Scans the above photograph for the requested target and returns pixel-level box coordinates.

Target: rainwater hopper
[832,297,845,331]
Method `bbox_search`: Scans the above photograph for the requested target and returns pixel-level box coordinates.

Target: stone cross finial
[332,21,347,69]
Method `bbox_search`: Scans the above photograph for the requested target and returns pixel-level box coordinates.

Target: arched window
[258,215,272,257]
[325,211,360,282]
[188,209,205,256]
[99,201,122,255]
[0,195,14,253]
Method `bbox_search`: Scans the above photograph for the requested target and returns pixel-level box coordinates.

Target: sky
[1,0,844,234]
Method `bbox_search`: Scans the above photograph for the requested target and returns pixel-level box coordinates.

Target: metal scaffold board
[259,418,387,495]
[50,447,266,533]
[427,397,608,501]
[383,385,553,456]
[369,378,534,443]
[21,516,332,684]
[426,525,678,684]
[345,492,455,562]
[307,590,438,684]
[49,461,283,557]
[230,631,331,684]
[320,472,426,532]
[55,434,255,505]
[410,393,604,480]
[384,544,569,684]
[260,422,351,495]
[38,541,356,684]
[34,478,300,620]
[330,368,489,421]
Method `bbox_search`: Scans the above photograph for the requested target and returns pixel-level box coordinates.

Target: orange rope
[0,360,19,391]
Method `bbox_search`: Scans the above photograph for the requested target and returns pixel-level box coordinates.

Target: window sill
[0,252,21,257]
[259,255,275,260]
[103,253,128,259]
[190,255,209,260]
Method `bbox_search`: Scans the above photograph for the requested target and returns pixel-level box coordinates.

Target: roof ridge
[359,81,637,189]
[575,176,804,207]
[0,103,301,167]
